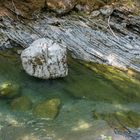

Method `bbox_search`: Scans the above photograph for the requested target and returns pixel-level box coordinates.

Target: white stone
[90,10,100,17]
[100,5,113,17]
[21,38,68,79]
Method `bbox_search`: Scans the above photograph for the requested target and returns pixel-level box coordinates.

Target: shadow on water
[0,48,140,140]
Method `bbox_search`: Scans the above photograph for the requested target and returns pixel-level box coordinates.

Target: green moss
[64,57,140,103]
[10,96,32,111]
[33,98,61,120]
[79,60,140,102]
[0,82,20,98]
[93,110,140,129]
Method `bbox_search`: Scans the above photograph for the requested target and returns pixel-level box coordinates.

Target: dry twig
[108,16,118,39]
[11,0,19,20]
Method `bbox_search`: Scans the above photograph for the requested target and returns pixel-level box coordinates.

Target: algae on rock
[93,110,140,129]
[33,98,61,120]
[80,60,140,102]
[11,96,32,111]
[63,57,140,103]
[0,82,20,98]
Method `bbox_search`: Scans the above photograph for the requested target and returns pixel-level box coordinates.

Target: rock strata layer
[1,7,140,72]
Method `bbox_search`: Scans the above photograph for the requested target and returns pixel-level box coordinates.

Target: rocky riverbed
[0,48,140,139]
[1,1,140,139]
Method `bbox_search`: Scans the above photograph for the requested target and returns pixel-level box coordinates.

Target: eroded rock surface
[0,33,12,49]
[1,7,140,72]
[21,38,68,79]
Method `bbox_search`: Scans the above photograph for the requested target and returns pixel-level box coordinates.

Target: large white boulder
[21,38,68,79]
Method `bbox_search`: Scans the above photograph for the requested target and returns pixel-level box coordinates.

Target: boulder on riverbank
[21,38,68,79]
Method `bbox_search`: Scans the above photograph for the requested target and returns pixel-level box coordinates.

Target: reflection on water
[0,49,140,140]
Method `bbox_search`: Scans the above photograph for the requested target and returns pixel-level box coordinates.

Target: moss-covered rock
[10,96,32,111]
[0,82,20,98]
[64,57,140,103]
[33,98,61,120]
[79,59,140,102]
[93,110,140,129]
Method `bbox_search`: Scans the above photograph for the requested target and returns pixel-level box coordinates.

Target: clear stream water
[0,49,140,140]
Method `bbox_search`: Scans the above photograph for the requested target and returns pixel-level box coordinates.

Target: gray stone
[75,4,91,13]
[0,33,12,50]
[21,38,68,79]
[100,5,113,16]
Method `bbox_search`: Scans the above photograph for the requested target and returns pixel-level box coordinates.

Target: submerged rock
[11,96,32,111]
[93,110,140,129]
[33,98,61,120]
[0,82,20,98]
[21,38,68,79]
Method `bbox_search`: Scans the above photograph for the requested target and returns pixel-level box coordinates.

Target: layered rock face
[21,38,68,79]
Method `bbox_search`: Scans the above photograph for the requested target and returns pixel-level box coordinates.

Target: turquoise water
[0,49,140,140]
